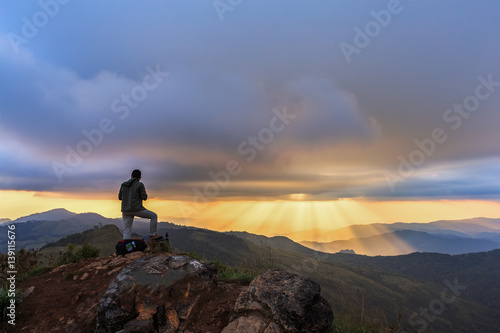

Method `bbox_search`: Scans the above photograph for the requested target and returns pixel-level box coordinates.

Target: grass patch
[209,260,262,284]
[179,251,263,283]
[330,314,394,333]
[181,251,205,262]
[22,266,51,280]
[176,251,262,283]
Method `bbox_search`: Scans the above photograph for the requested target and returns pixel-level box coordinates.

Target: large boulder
[96,254,216,333]
[223,269,333,333]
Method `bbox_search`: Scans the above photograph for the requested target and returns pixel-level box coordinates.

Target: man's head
[131,169,142,179]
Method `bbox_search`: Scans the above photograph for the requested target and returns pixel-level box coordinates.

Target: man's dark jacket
[118,178,147,212]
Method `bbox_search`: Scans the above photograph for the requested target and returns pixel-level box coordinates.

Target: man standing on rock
[119,169,162,240]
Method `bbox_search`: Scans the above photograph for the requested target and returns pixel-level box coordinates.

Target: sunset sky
[1,1,499,236]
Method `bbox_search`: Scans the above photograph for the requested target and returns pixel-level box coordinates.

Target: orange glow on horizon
[2,190,500,243]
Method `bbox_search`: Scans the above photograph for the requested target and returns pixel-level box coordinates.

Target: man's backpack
[116,239,147,256]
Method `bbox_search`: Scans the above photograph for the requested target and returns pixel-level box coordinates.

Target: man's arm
[118,186,122,200]
[139,182,148,201]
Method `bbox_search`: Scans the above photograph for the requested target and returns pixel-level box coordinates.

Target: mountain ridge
[282,217,500,242]
[4,209,500,258]
[300,229,500,256]
[11,208,77,223]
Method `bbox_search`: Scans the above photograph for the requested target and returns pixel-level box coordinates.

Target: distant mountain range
[0,210,119,251]
[3,209,500,256]
[284,217,500,242]
[301,229,500,256]
[291,218,500,255]
[12,208,77,223]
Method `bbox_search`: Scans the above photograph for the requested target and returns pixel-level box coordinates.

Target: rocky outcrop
[96,255,332,333]
[222,269,333,333]
[96,254,216,333]
[18,249,333,333]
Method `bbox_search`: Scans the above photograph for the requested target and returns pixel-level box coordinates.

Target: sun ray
[2,190,500,250]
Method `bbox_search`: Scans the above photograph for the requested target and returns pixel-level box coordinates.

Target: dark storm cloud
[1,0,499,200]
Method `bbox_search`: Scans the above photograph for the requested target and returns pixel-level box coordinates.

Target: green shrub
[78,242,100,259]
[0,249,40,281]
[16,249,39,278]
[57,242,100,265]
[147,240,172,254]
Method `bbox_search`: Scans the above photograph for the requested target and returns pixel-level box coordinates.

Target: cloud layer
[1,0,500,201]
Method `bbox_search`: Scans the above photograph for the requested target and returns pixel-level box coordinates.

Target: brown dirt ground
[186,282,248,333]
[5,254,247,333]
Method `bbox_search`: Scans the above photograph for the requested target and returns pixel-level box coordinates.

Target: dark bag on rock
[116,239,147,256]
